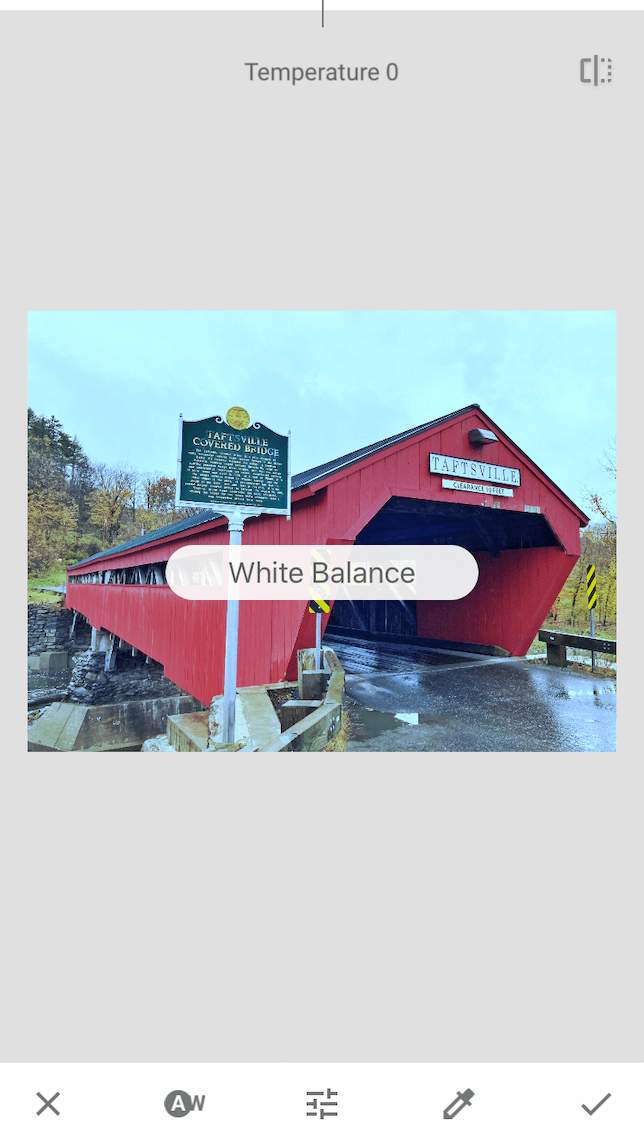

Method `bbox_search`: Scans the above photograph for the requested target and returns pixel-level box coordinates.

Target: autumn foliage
[546,442,616,634]
[28,409,198,575]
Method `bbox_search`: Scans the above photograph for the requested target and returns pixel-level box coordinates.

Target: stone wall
[67,648,187,706]
[29,604,195,708]
[28,603,92,655]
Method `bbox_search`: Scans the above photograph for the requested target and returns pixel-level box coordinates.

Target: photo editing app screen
[4,0,641,1140]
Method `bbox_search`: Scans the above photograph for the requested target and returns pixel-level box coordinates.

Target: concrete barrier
[28,695,205,751]
[250,648,345,753]
[167,710,210,752]
[38,651,68,672]
[134,652,345,754]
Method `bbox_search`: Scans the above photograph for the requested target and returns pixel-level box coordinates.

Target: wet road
[326,634,616,752]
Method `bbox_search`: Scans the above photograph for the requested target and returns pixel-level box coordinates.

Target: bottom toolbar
[2,1062,640,1144]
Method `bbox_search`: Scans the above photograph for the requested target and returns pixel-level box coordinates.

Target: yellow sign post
[309,600,330,669]
[587,564,597,673]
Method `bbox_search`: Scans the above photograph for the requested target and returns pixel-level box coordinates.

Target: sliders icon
[443,1088,475,1119]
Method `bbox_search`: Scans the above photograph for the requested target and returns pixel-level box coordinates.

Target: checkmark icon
[582,1093,611,1116]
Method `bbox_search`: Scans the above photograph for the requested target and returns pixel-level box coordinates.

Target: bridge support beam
[105,634,118,672]
[91,627,112,653]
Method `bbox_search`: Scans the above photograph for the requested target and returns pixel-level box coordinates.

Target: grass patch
[320,705,353,752]
[528,657,616,680]
[28,566,67,605]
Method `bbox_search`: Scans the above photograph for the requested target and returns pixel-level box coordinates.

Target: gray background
[3,12,640,1061]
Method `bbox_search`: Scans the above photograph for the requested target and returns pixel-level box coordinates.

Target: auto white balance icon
[164,1090,206,1117]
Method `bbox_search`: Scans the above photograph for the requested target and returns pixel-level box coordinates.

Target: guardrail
[538,629,616,668]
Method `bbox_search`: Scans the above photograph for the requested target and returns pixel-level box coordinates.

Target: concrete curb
[248,648,345,753]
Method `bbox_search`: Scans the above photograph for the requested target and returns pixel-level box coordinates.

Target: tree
[148,475,176,513]
[27,410,204,570]
[88,465,135,546]
[68,456,99,538]
[114,473,205,544]
[28,489,78,575]
[557,441,617,632]
[28,409,86,572]
[585,439,616,628]
[28,409,86,483]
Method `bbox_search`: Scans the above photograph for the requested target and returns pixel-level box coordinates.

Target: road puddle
[347,702,443,745]
[348,705,402,744]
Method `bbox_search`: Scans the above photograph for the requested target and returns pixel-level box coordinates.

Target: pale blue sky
[28,311,616,519]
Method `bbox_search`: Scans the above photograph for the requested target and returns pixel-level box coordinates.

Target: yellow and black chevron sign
[309,600,330,614]
[587,564,597,610]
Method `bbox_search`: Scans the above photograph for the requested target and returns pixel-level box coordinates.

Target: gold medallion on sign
[226,406,251,430]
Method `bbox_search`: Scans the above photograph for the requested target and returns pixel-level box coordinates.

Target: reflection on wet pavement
[326,635,616,752]
[327,634,481,675]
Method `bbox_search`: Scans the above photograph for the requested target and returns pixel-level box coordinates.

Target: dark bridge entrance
[329,598,418,637]
[354,496,564,555]
[327,495,565,646]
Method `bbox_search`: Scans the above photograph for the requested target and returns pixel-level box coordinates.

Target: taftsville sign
[176,409,291,517]
[429,452,521,487]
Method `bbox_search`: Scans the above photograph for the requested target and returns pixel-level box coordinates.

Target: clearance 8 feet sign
[176,410,291,516]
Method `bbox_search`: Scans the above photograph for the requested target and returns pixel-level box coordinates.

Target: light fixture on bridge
[469,428,499,446]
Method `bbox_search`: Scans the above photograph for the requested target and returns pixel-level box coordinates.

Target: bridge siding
[66,408,587,705]
[417,548,577,657]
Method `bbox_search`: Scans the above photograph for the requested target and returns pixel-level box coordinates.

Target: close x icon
[36,1092,60,1116]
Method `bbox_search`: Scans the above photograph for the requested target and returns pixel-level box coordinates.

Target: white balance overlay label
[442,478,514,496]
[166,544,478,601]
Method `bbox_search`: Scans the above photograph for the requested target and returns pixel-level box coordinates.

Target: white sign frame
[175,414,291,520]
[442,479,514,497]
[430,452,521,487]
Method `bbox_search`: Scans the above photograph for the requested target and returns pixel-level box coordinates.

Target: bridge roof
[67,509,223,569]
[290,403,483,490]
[68,403,587,569]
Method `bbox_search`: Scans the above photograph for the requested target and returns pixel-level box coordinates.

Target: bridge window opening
[68,562,168,586]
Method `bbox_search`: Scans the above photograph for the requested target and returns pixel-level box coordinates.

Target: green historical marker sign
[176,409,291,516]
[175,406,291,748]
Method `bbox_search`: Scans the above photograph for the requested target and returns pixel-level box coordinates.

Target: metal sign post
[222,509,259,745]
[176,407,291,745]
[587,564,597,673]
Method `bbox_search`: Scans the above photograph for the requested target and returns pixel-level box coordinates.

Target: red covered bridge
[66,404,589,707]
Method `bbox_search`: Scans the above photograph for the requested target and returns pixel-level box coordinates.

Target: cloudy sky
[28,311,616,519]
